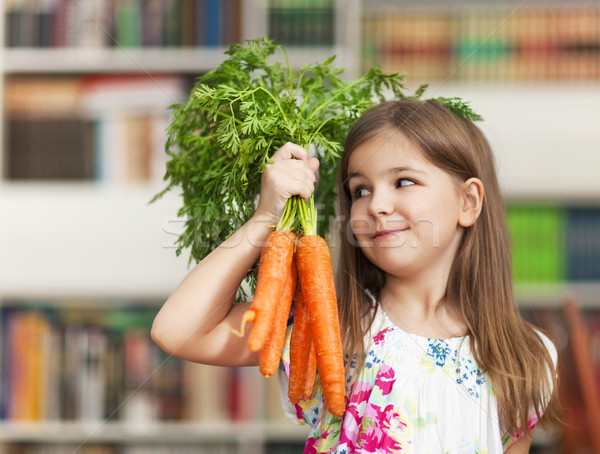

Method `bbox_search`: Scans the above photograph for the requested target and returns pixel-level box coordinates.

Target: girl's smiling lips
[373,229,408,240]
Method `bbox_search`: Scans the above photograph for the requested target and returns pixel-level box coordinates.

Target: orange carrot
[296,235,345,417]
[288,288,312,404]
[258,258,297,377]
[246,230,296,352]
[303,342,317,400]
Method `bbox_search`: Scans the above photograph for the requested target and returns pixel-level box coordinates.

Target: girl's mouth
[373,229,407,241]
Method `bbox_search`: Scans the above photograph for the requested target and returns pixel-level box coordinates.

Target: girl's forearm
[151,213,273,353]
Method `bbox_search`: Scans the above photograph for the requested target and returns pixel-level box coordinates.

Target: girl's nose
[367,190,393,217]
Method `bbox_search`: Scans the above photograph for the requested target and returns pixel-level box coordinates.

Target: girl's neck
[380,276,466,339]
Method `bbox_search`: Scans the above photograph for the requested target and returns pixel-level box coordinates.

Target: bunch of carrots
[239,196,346,418]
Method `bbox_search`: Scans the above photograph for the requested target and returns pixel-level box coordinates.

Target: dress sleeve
[501,329,558,450]
[277,322,325,426]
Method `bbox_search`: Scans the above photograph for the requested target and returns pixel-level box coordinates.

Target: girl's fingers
[308,157,320,175]
[266,144,319,191]
[271,142,309,163]
[255,143,319,222]
[263,162,315,199]
[270,143,319,180]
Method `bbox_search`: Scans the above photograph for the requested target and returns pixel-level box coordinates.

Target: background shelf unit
[0,0,599,453]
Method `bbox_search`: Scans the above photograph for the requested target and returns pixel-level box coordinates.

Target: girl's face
[346,129,467,281]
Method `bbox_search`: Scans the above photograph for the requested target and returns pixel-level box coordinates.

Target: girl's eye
[396,178,415,188]
[352,187,370,199]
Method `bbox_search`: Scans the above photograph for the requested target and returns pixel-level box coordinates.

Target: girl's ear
[458,177,484,227]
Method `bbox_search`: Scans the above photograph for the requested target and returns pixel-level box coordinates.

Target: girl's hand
[254,143,320,226]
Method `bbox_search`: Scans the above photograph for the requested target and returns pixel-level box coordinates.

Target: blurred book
[268,0,335,47]
[507,204,567,284]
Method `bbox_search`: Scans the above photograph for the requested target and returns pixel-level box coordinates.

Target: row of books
[362,7,600,82]
[507,205,600,283]
[268,0,335,47]
[3,75,186,183]
[0,304,284,423]
[0,306,174,421]
[5,0,242,49]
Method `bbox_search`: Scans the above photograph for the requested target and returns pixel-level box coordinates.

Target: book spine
[508,204,567,283]
[165,0,183,47]
[567,207,600,281]
[115,0,142,48]
[205,0,221,46]
[141,0,166,47]
[195,0,207,46]
[220,0,233,45]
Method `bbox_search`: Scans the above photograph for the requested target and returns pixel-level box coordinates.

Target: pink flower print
[295,403,304,421]
[305,430,336,454]
[338,421,359,452]
[338,380,374,447]
[338,374,404,453]
[373,327,393,345]
[356,403,404,453]
[349,380,375,406]
[304,437,319,454]
[358,425,381,452]
[344,381,374,434]
[374,364,395,396]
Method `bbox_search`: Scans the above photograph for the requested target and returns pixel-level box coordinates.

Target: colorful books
[0,303,271,424]
[507,204,600,284]
[4,0,242,48]
[361,6,600,83]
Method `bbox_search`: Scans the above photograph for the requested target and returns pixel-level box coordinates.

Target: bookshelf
[0,299,310,453]
[0,0,599,452]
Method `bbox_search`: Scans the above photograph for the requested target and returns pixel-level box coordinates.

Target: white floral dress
[278,305,556,453]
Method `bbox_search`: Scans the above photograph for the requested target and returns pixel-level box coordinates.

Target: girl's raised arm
[151,143,319,367]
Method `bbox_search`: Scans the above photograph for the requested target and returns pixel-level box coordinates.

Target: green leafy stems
[275,195,316,240]
[275,196,300,233]
[297,196,317,237]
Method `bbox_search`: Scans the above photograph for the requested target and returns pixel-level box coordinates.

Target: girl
[152,99,559,453]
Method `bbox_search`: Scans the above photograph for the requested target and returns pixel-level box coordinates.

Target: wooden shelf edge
[2,47,347,75]
[0,420,308,444]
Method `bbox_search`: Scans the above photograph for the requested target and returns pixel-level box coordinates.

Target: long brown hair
[335,99,560,436]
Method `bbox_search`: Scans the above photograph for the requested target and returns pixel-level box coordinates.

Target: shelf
[0,420,309,444]
[516,282,600,308]
[0,182,191,300]
[2,47,349,75]
[3,47,229,74]
[428,82,600,200]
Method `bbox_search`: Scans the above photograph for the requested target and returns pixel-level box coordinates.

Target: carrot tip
[229,309,255,338]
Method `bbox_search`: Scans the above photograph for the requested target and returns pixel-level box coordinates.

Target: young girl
[152,99,559,453]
